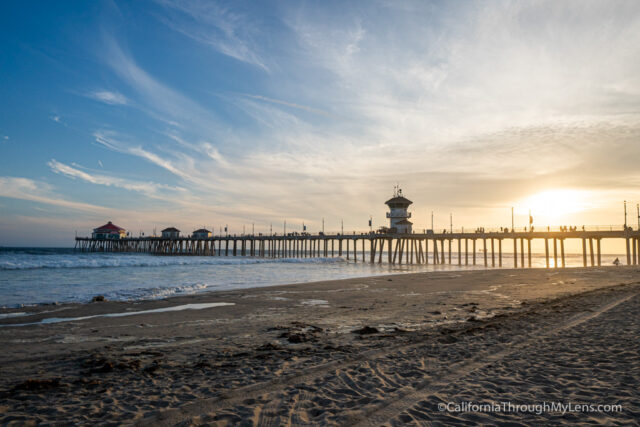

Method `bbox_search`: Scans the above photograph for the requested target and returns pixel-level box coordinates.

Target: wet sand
[0,266,639,425]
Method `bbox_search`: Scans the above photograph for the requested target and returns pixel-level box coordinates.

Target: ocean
[0,247,623,308]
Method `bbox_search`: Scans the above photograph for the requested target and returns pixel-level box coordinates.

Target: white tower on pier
[385,186,413,234]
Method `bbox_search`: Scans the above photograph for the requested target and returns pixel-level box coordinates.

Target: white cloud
[93,131,194,182]
[241,94,334,118]
[155,0,269,71]
[68,1,640,234]
[47,159,186,199]
[50,115,68,126]
[201,142,231,168]
[102,35,228,142]
[0,176,110,213]
[276,1,640,174]
[88,90,128,105]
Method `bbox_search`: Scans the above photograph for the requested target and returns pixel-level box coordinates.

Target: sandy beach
[1,266,639,425]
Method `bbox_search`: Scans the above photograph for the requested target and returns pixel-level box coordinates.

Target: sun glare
[518,189,593,223]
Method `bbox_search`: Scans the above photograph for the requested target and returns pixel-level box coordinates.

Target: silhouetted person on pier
[613,257,620,266]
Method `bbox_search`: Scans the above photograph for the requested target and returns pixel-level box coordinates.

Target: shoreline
[0,264,635,319]
[0,247,629,309]
[1,267,639,424]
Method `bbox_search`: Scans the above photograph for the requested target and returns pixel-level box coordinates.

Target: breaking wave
[0,251,346,271]
[107,282,211,301]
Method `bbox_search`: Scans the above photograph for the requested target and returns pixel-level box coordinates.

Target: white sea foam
[300,299,330,307]
[0,249,387,308]
[111,283,210,301]
[2,248,617,309]
[0,253,346,270]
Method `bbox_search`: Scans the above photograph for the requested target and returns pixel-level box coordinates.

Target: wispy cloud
[0,177,110,213]
[154,0,269,71]
[50,115,69,126]
[93,131,194,182]
[280,1,640,175]
[50,115,70,127]
[18,0,638,240]
[163,132,231,168]
[48,159,186,199]
[88,90,128,105]
[241,94,334,118]
[102,35,228,142]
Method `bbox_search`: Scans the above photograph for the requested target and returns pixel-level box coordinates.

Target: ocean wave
[0,254,346,270]
[107,283,211,301]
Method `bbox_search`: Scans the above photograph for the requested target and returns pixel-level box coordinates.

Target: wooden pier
[75,228,640,268]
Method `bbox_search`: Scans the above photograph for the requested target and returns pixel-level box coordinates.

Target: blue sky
[1,0,640,246]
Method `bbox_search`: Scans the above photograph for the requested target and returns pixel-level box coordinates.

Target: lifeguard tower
[385,187,413,234]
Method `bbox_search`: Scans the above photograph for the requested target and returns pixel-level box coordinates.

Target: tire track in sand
[138,288,637,427]
[348,292,638,426]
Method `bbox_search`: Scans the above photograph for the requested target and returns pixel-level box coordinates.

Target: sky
[1,0,640,246]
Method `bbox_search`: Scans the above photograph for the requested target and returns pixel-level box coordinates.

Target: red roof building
[92,221,126,239]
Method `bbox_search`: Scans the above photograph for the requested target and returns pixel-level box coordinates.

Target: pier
[76,189,640,268]
[75,227,640,268]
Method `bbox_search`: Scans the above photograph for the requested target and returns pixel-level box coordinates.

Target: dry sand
[0,266,639,425]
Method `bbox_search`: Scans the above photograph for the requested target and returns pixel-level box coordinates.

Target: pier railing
[143,225,629,239]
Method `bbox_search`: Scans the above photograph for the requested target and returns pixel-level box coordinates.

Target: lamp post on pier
[624,200,627,229]
[511,207,515,232]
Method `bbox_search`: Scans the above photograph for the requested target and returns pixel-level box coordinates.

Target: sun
[517,189,593,223]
